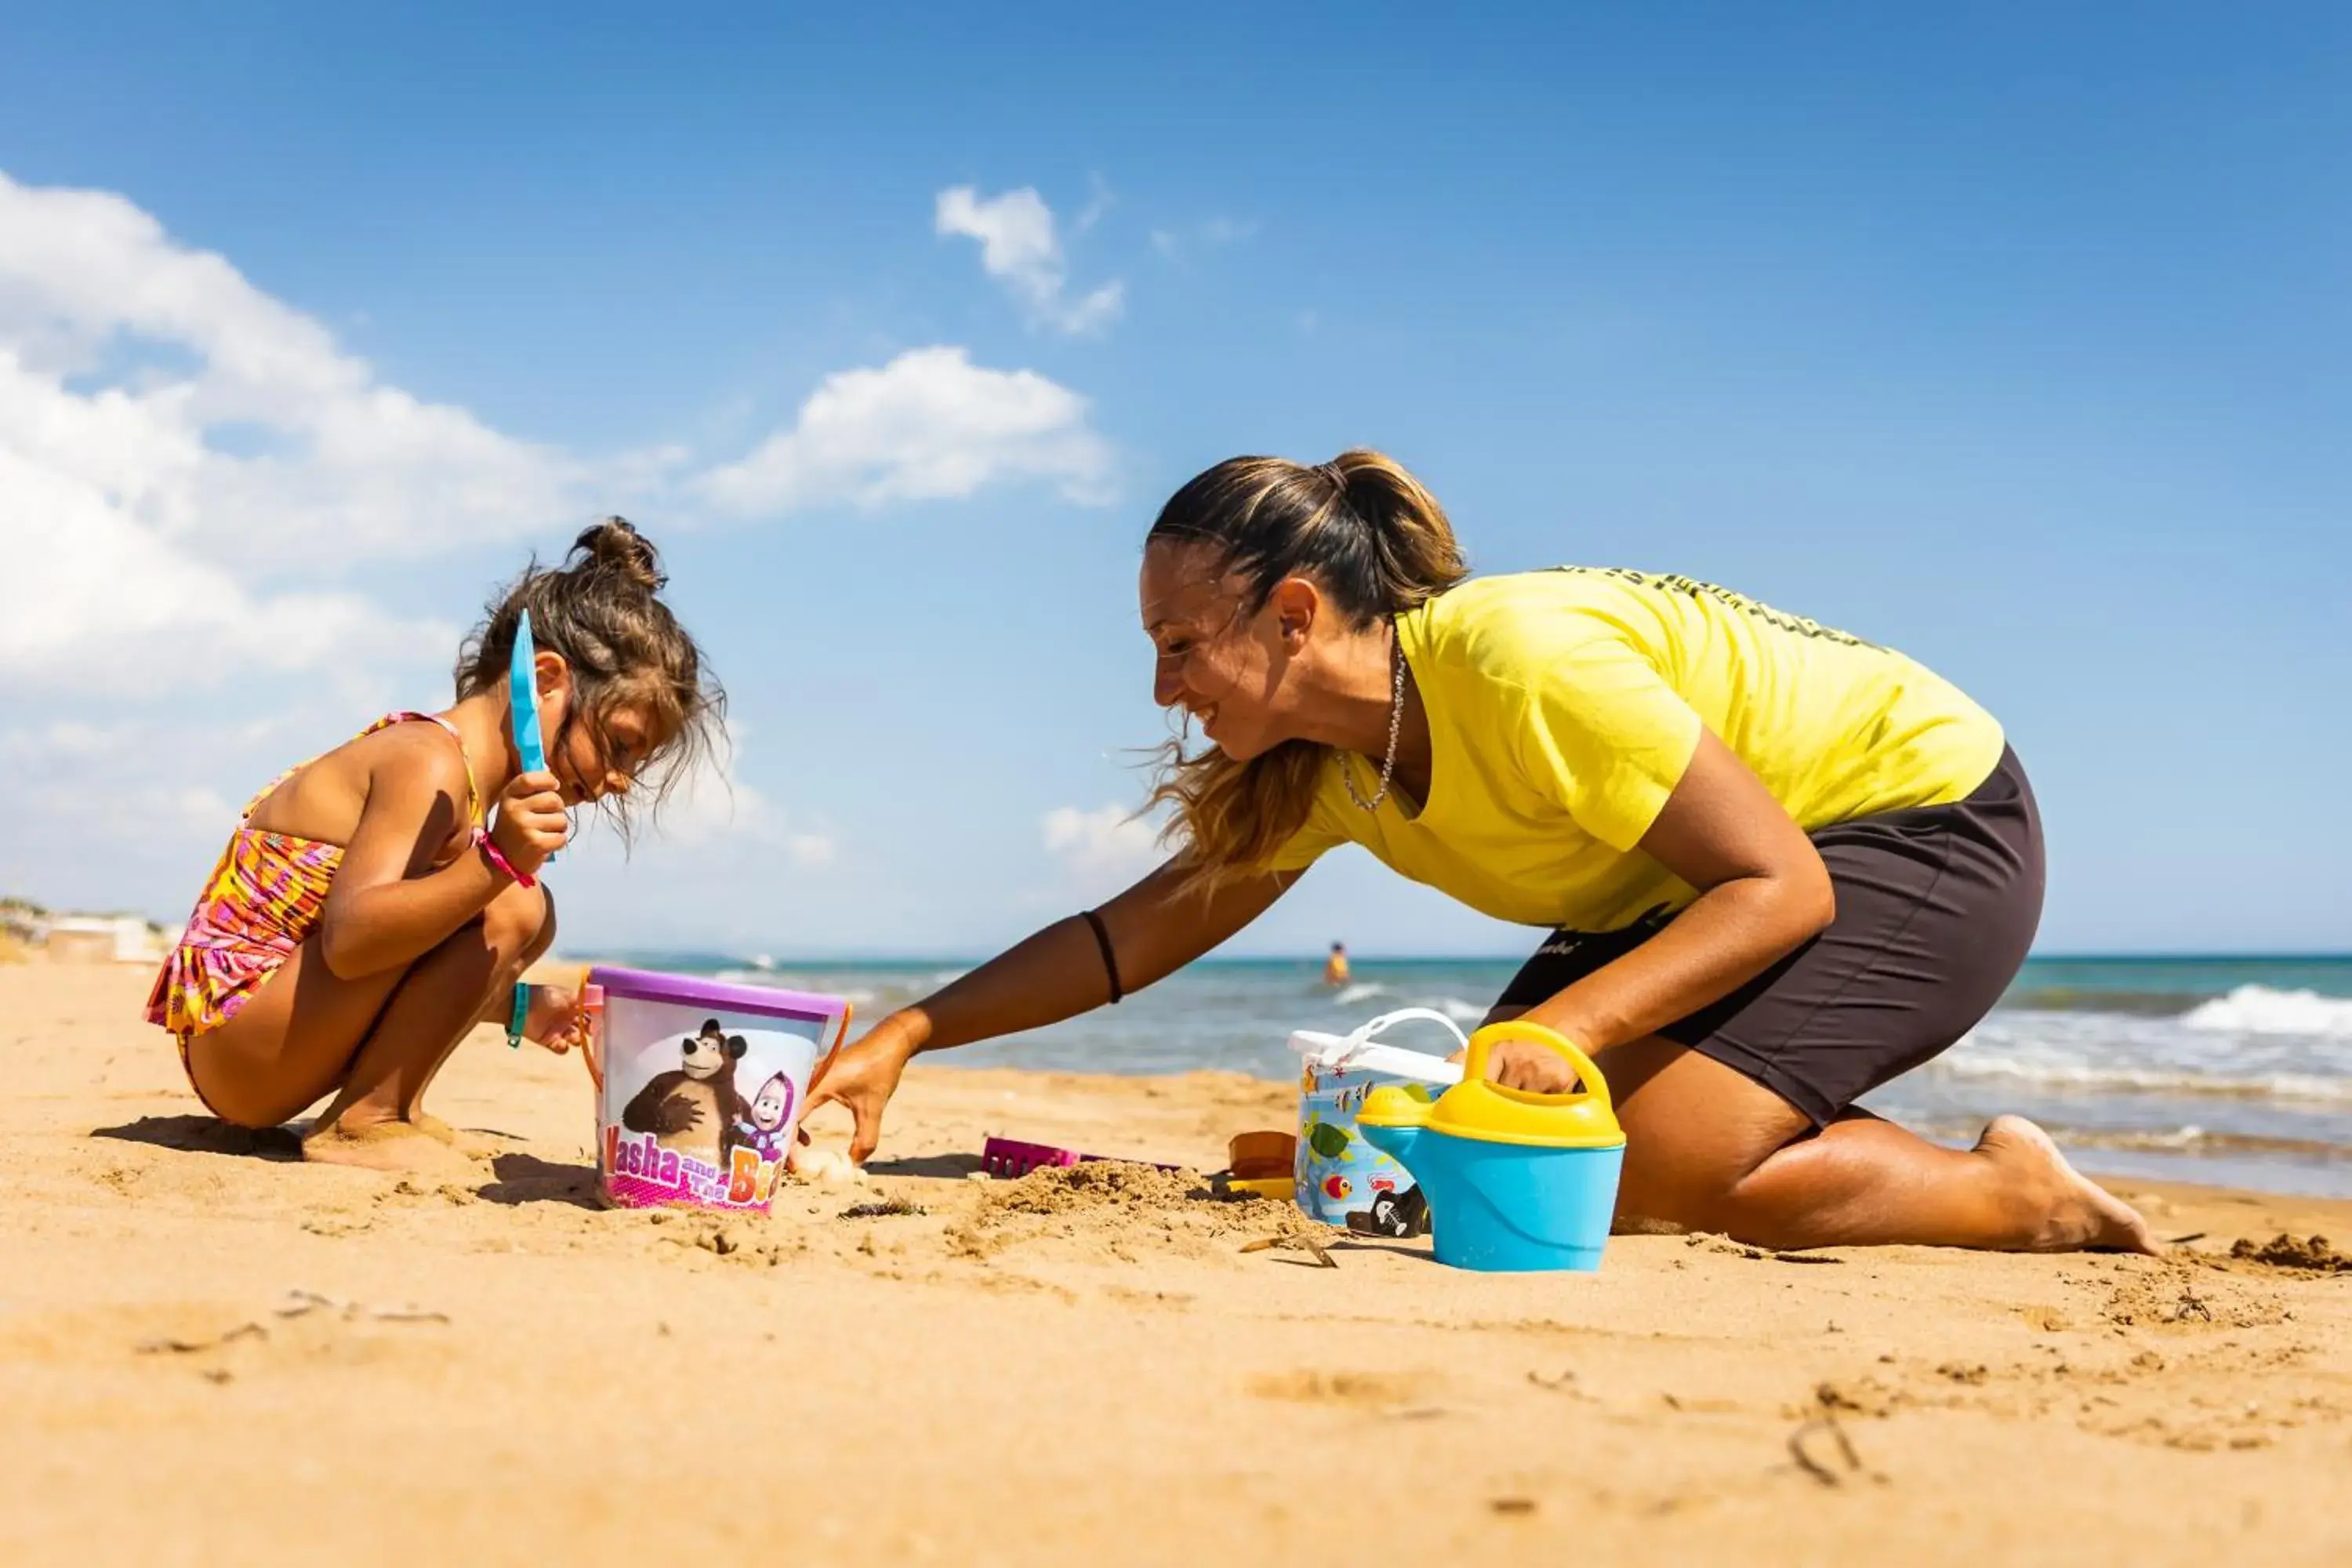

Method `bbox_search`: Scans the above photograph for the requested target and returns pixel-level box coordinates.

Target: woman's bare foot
[303,1116,479,1177]
[1976,1115,2159,1254]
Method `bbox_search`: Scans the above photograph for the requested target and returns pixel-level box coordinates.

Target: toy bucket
[587,966,853,1213]
[1287,1008,1465,1235]
[1402,1139,1625,1272]
[1357,1022,1627,1272]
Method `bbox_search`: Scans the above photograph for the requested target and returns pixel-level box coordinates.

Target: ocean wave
[2181,985,2352,1039]
[1926,1053,2352,1106]
[1937,1000,2352,1107]
[2063,1124,2352,1159]
[2000,987,2211,1018]
[1333,982,1391,1006]
[1891,1111,2352,1160]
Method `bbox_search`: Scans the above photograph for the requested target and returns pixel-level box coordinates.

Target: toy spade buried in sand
[510,608,554,864]
[979,1137,1184,1179]
[1357,1020,1626,1273]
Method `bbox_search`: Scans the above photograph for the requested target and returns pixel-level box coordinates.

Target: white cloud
[637,717,840,875]
[784,833,838,868]
[1072,175,1114,234]
[695,346,1115,516]
[1041,802,1164,886]
[935,185,1124,336]
[0,170,654,694]
[1148,215,1256,262]
[0,709,343,885]
[2,170,1120,701]
[0,169,1120,932]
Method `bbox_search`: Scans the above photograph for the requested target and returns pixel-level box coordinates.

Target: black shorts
[1495,746,2044,1126]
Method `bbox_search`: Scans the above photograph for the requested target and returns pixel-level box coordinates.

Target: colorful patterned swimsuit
[146,714,482,1073]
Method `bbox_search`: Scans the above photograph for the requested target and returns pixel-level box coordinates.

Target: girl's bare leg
[1479,1011,2155,1253]
[186,882,555,1174]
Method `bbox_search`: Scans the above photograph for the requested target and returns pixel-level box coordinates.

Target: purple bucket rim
[586,964,848,1024]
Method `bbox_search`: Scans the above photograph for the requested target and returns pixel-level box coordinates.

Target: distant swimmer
[1323,941,1350,988]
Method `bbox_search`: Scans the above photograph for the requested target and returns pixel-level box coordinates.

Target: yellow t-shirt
[1271,568,2007,931]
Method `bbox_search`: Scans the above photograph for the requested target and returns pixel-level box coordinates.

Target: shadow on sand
[91,1115,303,1162]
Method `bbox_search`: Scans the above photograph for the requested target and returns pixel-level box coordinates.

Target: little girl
[147,519,724,1175]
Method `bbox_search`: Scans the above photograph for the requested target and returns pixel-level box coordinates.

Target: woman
[808,451,2154,1253]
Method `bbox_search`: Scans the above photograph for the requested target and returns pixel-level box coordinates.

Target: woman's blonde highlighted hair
[1144,449,1467,891]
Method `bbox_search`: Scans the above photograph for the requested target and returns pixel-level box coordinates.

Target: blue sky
[1,2,2345,957]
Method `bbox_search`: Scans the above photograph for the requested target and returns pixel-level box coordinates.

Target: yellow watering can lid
[1358,1020,1626,1150]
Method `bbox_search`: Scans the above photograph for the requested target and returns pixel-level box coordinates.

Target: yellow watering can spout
[1359,1083,1433,1128]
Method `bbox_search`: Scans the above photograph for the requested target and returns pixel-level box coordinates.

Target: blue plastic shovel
[511,608,554,865]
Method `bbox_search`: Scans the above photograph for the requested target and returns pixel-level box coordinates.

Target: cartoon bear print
[622,1018,750,1167]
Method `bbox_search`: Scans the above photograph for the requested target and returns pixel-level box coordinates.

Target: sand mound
[2103,1258,2287,1329]
[948,1160,1315,1261]
[2229,1232,2352,1273]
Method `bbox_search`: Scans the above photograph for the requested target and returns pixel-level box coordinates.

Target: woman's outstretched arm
[803,863,1295,1161]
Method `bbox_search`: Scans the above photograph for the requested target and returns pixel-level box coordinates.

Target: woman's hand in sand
[489,768,570,879]
[802,1012,923,1165]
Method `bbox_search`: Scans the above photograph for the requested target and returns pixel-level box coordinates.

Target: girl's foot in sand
[303,1116,480,1178]
[1977,1115,2159,1254]
[406,1112,501,1160]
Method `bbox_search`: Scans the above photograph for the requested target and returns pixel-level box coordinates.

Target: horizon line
[568,947,2352,967]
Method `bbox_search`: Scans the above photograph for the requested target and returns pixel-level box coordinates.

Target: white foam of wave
[1929,1053,2352,1106]
[1334,982,1391,1006]
[1424,996,1489,1025]
[2181,985,2352,1039]
[1932,1005,2352,1105]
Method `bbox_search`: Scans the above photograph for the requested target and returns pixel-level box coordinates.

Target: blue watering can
[1356,1020,1626,1272]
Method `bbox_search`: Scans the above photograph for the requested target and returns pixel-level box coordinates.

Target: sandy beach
[5,961,2350,1566]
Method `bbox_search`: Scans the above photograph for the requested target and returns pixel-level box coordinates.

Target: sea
[600,953,2352,1200]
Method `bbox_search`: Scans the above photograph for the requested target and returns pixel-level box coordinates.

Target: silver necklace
[1343,629,1406,813]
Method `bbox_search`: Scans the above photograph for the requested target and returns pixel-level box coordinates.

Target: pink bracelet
[474,828,536,889]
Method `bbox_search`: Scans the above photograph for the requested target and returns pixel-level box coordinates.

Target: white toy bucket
[1287,1008,1466,1234]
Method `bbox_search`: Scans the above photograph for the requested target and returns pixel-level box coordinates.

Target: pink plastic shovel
[981,1136,1185,1178]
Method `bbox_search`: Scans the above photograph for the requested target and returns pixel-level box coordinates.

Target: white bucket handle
[1321,1006,1469,1066]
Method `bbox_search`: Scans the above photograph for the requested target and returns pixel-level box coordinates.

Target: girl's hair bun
[571,516,666,593]
[456,514,721,843]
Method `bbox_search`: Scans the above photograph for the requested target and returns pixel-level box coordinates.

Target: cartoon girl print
[730,1070,797,1164]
